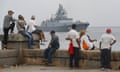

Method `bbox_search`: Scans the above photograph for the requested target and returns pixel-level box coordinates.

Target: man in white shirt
[28,15,38,33]
[66,24,80,68]
[99,28,116,71]
[28,16,45,44]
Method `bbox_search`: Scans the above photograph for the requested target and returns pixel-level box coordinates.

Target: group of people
[65,24,116,71]
[2,10,116,71]
[2,10,45,49]
[41,23,116,72]
[2,10,60,66]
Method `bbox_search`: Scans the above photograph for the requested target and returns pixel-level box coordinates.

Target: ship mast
[55,4,67,20]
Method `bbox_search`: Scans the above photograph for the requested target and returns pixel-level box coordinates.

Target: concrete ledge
[23,49,120,70]
[0,34,39,41]
[0,50,18,65]
[23,50,120,61]
[0,50,17,58]
[0,49,120,70]
[0,34,40,49]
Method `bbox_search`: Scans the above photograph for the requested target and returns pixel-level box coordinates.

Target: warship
[39,4,89,32]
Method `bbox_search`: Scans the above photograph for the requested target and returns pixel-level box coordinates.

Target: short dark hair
[8,10,14,14]
[18,15,24,20]
[72,24,76,29]
[50,30,55,34]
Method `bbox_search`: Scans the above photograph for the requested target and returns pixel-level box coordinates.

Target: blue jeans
[19,31,34,49]
[44,47,56,63]
[100,49,111,69]
[69,47,80,68]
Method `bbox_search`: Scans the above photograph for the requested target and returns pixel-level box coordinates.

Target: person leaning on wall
[66,24,80,69]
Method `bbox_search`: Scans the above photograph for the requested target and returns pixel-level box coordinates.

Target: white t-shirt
[67,29,79,48]
[100,33,116,49]
[80,35,94,50]
[28,20,37,32]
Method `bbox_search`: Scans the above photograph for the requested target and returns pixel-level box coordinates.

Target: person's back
[28,19,36,32]
[99,28,116,71]
[68,29,79,47]
[28,16,37,33]
[100,33,115,49]
[66,24,80,68]
[3,15,13,28]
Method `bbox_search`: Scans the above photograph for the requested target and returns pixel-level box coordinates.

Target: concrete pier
[0,34,120,70]
[0,49,120,70]
[0,65,120,72]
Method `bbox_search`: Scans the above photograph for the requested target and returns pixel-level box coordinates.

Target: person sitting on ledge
[80,30,97,50]
[27,15,46,45]
[43,30,60,66]
[16,15,34,49]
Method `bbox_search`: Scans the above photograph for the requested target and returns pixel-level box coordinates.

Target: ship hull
[39,23,89,32]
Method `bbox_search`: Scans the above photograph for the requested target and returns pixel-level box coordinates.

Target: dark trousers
[69,47,80,68]
[32,29,42,35]
[44,47,56,63]
[19,31,34,49]
[3,23,15,45]
[100,49,111,69]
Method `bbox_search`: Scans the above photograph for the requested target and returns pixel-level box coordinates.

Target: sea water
[40,27,120,51]
[0,27,120,51]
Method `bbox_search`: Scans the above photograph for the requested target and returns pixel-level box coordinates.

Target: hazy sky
[0,0,120,28]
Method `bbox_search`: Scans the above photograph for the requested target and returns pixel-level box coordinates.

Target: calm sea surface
[0,27,120,51]
[40,27,120,51]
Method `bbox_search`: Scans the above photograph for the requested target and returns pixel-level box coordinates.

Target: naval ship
[39,4,89,32]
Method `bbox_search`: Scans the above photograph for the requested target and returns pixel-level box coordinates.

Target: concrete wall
[23,50,120,70]
[0,49,119,70]
[0,50,18,65]
[0,34,120,70]
[0,34,40,49]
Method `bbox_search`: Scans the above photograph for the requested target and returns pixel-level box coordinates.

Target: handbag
[68,42,74,54]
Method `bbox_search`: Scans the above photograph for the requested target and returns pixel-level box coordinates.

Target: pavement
[0,65,120,72]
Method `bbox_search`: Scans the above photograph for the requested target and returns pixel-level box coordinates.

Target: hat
[106,28,112,33]
[8,10,14,13]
